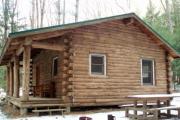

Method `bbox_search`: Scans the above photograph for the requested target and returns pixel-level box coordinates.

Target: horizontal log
[63,66,69,72]
[32,41,65,51]
[63,59,70,65]
[68,70,73,74]
[16,45,24,56]
[69,48,74,53]
[63,52,71,58]
[63,38,72,44]
[62,73,72,78]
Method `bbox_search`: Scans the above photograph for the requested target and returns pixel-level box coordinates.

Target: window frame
[140,58,155,86]
[52,57,59,77]
[89,53,106,76]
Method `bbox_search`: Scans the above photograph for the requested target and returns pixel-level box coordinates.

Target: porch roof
[1,13,180,65]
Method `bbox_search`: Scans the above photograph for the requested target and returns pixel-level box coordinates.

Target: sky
[17,0,164,28]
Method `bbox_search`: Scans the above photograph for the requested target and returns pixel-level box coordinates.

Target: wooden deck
[8,96,67,108]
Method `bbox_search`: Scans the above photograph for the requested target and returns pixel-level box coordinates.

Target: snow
[128,93,180,98]
[0,93,180,120]
[0,88,6,98]
[12,111,129,120]
[0,88,6,103]
[171,93,180,106]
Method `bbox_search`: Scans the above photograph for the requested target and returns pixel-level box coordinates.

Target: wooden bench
[126,107,157,120]
[32,108,66,116]
[124,102,165,117]
[126,106,180,120]
[148,106,180,119]
[121,103,159,108]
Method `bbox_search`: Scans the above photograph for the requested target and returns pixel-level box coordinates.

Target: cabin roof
[0,13,180,65]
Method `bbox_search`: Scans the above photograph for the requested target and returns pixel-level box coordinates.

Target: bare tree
[1,0,20,46]
[62,0,65,24]
[75,0,79,22]
[47,6,54,26]
[39,0,46,27]
[1,0,9,43]
[35,0,39,27]
[160,0,173,33]
[83,0,103,19]
[54,0,61,24]
[9,0,18,32]
[127,0,131,11]
[30,0,46,28]
[114,0,126,13]
[30,0,35,28]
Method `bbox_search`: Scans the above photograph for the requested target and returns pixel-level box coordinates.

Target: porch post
[6,66,10,96]
[22,45,31,101]
[13,56,20,98]
[9,62,13,96]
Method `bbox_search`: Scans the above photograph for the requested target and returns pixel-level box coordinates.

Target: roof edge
[9,13,136,38]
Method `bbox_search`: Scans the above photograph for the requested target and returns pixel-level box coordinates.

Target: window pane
[91,64,104,74]
[142,60,153,85]
[91,56,104,64]
[90,55,105,75]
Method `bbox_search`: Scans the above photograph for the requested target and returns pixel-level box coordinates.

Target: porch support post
[165,52,174,93]
[22,45,31,101]
[13,56,20,98]
[9,62,13,96]
[20,108,28,116]
[6,66,10,96]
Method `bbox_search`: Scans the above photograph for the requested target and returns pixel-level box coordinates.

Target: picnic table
[125,94,180,119]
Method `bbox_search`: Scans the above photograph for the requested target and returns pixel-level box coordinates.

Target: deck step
[32,108,66,116]
[22,103,67,107]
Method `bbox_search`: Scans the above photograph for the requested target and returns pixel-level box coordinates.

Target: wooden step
[32,108,66,116]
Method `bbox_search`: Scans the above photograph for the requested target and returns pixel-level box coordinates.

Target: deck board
[8,96,67,108]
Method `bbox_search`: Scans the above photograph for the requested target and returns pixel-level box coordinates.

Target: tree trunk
[75,0,79,22]
[161,0,174,33]
[40,0,46,27]
[35,0,39,28]
[30,0,35,28]
[165,0,173,33]
[62,0,66,24]
[10,0,18,32]
[57,0,61,24]
[2,0,9,44]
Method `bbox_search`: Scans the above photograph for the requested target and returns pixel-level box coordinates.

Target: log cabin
[0,13,180,116]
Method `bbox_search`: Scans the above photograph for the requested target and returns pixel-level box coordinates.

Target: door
[34,66,41,97]
[36,66,40,86]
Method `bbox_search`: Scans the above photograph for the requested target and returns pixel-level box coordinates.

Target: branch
[160,0,166,11]
[115,0,126,13]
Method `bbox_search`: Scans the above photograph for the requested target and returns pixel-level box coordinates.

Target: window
[52,57,58,76]
[141,59,155,85]
[89,54,106,76]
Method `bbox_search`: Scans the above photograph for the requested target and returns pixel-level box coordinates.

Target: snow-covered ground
[0,93,180,120]
[13,111,129,120]
[0,88,6,98]
[171,93,180,106]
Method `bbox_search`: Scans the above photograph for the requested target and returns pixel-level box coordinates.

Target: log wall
[33,50,63,98]
[70,20,169,106]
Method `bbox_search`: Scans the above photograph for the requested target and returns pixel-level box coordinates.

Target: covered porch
[1,30,74,115]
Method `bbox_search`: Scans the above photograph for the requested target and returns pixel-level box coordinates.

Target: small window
[141,59,155,85]
[90,54,106,76]
[52,57,58,76]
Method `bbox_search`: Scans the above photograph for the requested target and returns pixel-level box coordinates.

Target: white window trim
[89,53,106,77]
[52,57,59,77]
[140,58,155,86]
